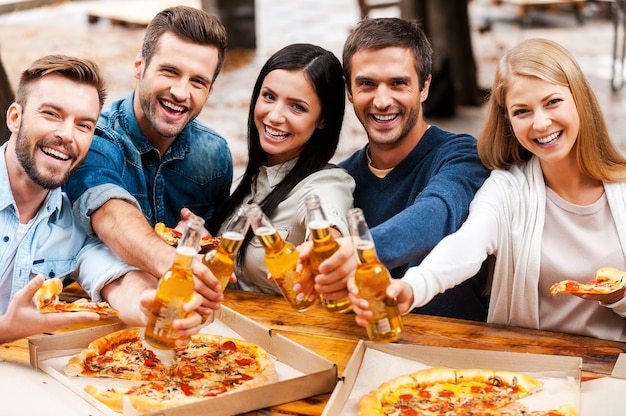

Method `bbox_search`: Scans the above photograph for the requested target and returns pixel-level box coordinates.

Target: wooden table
[2,289,626,415]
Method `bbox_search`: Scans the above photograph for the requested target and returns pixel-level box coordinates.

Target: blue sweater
[340,126,491,320]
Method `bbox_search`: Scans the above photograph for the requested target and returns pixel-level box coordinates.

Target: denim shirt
[64,93,233,235]
[0,144,134,314]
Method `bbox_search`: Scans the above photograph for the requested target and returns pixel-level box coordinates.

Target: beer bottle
[305,193,351,313]
[245,203,318,311]
[144,215,204,351]
[202,206,249,292]
[348,208,403,342]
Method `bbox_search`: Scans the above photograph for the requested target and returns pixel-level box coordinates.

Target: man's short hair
[141,6,228,83]
[16,54,107,109]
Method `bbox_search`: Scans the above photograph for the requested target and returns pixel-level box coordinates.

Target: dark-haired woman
[213,43,354,295]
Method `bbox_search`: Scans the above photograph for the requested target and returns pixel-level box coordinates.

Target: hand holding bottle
[348,208,403,342]
[347,278,415,328]
[246,203,318,311]
[144,215,204,361]
[138,289,204,344]
[305,193,352,313]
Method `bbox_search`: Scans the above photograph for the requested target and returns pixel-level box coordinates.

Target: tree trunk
[0,52,14,145]
[401,0,484,114]
[211,0,256,49]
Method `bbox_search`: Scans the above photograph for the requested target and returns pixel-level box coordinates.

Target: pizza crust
[550,266,626,296]
[69,329,278,413]
[33,278,63,308]
[358,367,575,416]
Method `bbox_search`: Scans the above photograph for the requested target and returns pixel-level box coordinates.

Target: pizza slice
[65,328,167,381]
[34,277,119,316]
[155,222,182,245]
[154,222,220,253]
[358,367,576,416]
[84,380,200,414]
[169,334,277,388]
[550,266,626,296]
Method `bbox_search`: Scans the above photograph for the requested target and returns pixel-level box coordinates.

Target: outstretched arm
[0,275,100,344]
[91,200,224,315]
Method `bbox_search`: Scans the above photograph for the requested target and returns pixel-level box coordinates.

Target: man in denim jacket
[0,55,203,343]
[65,7,233,317]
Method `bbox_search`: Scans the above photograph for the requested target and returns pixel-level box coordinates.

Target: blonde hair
[478,38,626,182]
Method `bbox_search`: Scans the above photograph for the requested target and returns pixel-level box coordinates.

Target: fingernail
[296,292,304,301]
[293,283,301,292]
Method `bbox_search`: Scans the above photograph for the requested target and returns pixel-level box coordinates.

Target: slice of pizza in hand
[155,222,182,246]
[550,266,626,296]
[155,222,220,253]
[34,277,119,316]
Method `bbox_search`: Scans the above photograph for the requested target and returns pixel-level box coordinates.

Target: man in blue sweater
[308,18,491,321]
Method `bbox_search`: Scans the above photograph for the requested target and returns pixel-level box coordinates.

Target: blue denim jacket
[0,144,134,314]
[65,93,233,235]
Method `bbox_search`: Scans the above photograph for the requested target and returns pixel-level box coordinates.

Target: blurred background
[0,0,624,181]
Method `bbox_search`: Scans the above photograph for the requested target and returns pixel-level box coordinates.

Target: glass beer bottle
[202,206,249,292]
[245,203,318,311]
[348,208,403,342]
[144,215,204,351]
[305,193,351,313]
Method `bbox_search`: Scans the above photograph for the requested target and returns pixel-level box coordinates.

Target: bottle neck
[174,246,197,269]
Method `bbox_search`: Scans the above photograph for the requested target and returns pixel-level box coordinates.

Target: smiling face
[254,69,324,166]
[133,32,218,152]
[505,75,580,169]
[347,47,429,155]
[7,74,99,189]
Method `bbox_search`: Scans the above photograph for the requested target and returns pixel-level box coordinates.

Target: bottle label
[374,318,392,334]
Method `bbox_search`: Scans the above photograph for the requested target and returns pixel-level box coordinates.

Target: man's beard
[15,129,78,190]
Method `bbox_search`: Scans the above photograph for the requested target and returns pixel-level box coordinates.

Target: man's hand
[347,277,415,328]
[298,236,356,301]
[176,207,225,317]
[0,275,100,344]
[139,290,204,347]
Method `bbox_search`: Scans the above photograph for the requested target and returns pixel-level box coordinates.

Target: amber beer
[144,216,204,350]
[246,203,318,311]
[349,208,403,342]
[202,206,248,291]
[306,193,351,313]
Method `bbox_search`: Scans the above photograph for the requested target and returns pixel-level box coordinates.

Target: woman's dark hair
[211,43,345,246]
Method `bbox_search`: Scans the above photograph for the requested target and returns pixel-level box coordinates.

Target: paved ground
[1,0,626,179]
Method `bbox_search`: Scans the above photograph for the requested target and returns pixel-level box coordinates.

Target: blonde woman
[349,38,626,341]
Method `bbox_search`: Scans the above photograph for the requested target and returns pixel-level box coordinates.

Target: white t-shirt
[539,187,626,340]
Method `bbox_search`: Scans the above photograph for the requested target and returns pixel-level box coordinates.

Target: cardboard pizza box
[323,340,582,416]
[29,306,337,416]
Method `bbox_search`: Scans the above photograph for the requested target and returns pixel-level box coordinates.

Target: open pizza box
[323,340,582,416]
[29,305,337,416]
[579,353,626,415]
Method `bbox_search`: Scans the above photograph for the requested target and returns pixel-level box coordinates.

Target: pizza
[64,328,277,413]
[34,277,119,316]
[65,328,167,380]
[359,367,577,416]
[550,266,626,296]
[154,222,221,253]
